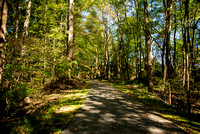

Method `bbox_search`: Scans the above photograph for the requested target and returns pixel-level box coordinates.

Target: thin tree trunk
[43,0,47,70]
[173,3,177,73]
[53,39,56,76]
[96,47,100,78]
[68,0,74,79]
[65,13,68,55]
[191,6,198,84]
[0,0,8,84]
[15,0,19,39]
[139,36,142,79]
[23,0,32,37]
[0,0,2,16]
[107,34,111,80]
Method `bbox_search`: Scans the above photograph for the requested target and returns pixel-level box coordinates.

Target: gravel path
[62,80,186,134]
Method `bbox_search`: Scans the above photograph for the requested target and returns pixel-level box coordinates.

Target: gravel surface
[62,80,186,134]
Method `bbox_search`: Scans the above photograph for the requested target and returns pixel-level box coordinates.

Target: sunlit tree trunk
[23,0,32,37]
[15,0,19,39]
[144,0,153,92]
[96,47,100,78]
[65,12,68,56]
[0,0,8,85]
[68,0,74,79]
[106,34,111,80]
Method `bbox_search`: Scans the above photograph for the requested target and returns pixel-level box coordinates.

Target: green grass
[2,79,91,134]
[104,80,200,134]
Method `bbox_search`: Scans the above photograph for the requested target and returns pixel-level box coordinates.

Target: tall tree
[15,0,19,38]
[68,0,74,79]
[144,0,153,92]
[163,0,173,105]
[23,0,32,37]
[183,0,191,113]
[0,0,8,84]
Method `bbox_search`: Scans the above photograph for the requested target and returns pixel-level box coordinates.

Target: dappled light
[62,81,185,134]
[0,0,199,133]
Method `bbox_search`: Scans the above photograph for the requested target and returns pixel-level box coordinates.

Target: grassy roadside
[103,80,200,134]
[1,78,91,134]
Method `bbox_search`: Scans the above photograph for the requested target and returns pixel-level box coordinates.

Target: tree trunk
[139,36,142,79]
[184,0,191,113]
[68,0,74,79]
[144,0,153,92]
[96,47,100,78]
[23,0,32,37]
[15,0,19,38]
[106,34,111,80]
[173,3,177,73]
[65,3,68,56]
[0,0,2,16]
[0,0,8,84]
[52,39,56,76]
[43,0,47,70]
[163,0,172,105]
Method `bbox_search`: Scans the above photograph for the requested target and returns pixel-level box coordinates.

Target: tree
[23,0,31,37]
[68,0,74,79]
[183,0,191,113]
[0,0,8,84]
[15,0,19,38]
[144,0,153,92]
[163,0,173,105]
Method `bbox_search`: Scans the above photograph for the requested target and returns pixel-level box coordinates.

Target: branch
[195,17,200,26]
[152,27,164,38]
[151,36,162,50]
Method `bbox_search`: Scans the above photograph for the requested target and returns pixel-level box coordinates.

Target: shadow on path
[62,80,186,134]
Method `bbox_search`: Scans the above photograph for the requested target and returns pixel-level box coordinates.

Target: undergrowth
[0,77,91,134]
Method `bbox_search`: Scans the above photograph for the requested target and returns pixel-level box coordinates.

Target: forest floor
[62,80,186,134]
[0,77,91,134]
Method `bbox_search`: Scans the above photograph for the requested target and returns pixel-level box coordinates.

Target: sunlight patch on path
[62,80,185,134]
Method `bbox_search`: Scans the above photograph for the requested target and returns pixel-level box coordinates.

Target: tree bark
[173,2,177,73]
[23,0,32,37]
[0,0,8,84]
[65,1,69,56]
[0,0,2,16]
[163,0,172,104]
[184,0,191,113]
[144,0,153,92]
[68,0,74,79]
[15,0,19,38]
